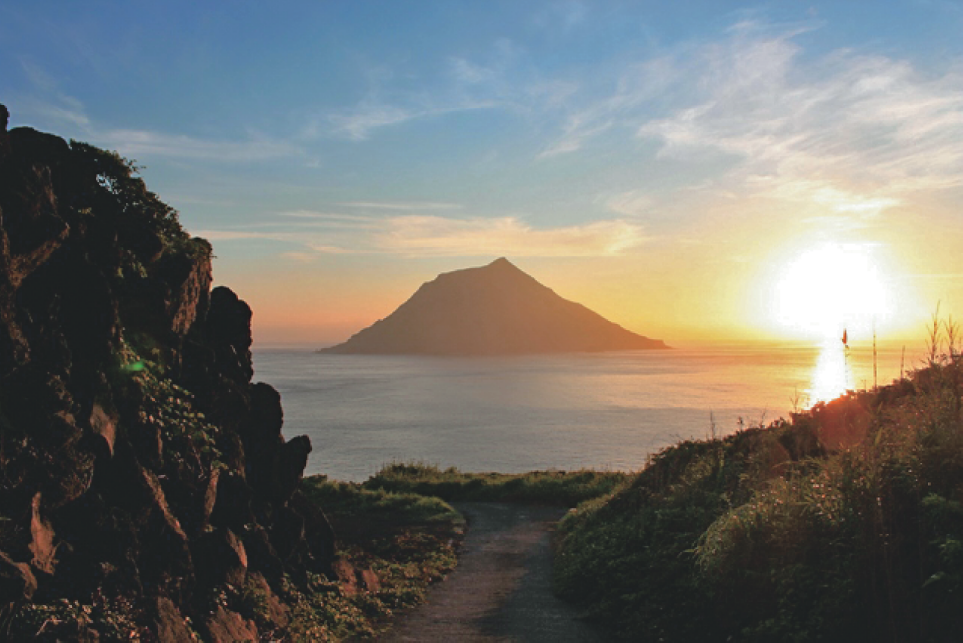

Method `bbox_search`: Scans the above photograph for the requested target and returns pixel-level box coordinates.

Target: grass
[286,476,464,640]
[287,465,626,638]
[363,462,629,506]
[553,323,963,641]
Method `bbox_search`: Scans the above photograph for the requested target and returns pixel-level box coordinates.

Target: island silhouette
[320,257,668,355]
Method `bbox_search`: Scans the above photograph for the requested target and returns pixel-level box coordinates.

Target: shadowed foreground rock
[0,106,335,641]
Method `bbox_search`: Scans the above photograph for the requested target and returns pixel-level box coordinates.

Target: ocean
[252,342,924,482]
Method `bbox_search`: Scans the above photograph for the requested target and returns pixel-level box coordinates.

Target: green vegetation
[364,462,628,506]
[291,476,463,639]
[555,325,963,641]
[286,465,625,638]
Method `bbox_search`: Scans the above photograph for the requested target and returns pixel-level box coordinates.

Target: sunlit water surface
[253,343,921,482]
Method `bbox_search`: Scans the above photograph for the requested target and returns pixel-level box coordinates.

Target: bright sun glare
[771,242,891,341]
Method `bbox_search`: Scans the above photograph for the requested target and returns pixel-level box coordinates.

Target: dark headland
[319,257,669,355]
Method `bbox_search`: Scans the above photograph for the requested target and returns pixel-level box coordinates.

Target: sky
[3,1,963,347]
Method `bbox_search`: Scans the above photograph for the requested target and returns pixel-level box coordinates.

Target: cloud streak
[197,214,646,259]
[15,58,301,163]
[374,215,645,257]
[543,21,963,224]
[636,24,963,205]
[99,129,299,162]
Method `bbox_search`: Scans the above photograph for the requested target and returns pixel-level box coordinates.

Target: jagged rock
[242,525,284,584]
[242,382,284,492]
[246,572,289,628]
[288,492,336,575]
[139,467,188,543]
[274,435,312,504]
[209,472,256,531]
[195,528,248,588]
[196,467,221,534]
[0,550,38,601]
[150,595,195,643]
[0,110,336,636]
[203,605,258,642]
[29,493,58,575]
[0,103,10,161]
[88,401,118,458]
[160,247,212,336]
[270,504,306,562]
[206,286,253,381]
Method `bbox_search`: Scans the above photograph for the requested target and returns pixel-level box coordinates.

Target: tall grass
[364,462,628,507]
[555,322,963,642]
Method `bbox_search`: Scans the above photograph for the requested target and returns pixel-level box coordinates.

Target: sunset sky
[3,1,962,346]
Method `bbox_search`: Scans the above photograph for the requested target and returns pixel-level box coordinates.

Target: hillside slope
[555,352,963,642]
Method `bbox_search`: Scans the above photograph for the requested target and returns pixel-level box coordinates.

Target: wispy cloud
[194,228,351,254]
[339,201,463,211]
[99,129,299,162]
[634,22,963,206]
[537,20,963,228]
[605,190,652,217]
[197,214,646,258]
[277,210,378,223]
[14,58,300,163]
[536,56,678,158]
[321,38,551,141]
[17,57,92,130]
[327,100,500,141]
[374,215,645,257]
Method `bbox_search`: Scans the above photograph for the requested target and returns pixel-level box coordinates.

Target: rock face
[0,106,335,640]
[321,257,669,355]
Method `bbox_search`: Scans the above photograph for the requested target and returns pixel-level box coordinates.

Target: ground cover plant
[554,323,963,642]
[289,475,464,639]
[364,462,628,506]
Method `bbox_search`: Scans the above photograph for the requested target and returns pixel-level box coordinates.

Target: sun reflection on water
[807,339,853,406]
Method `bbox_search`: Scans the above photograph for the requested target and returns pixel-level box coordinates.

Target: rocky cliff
[321,257,669,355]
[0,105,334,640]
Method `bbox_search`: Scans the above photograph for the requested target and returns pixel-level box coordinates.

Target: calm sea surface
[252,343,924,482]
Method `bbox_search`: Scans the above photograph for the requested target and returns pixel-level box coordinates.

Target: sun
[768,242,892,340]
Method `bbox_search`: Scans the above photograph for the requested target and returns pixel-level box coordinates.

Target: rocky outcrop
[0,106,335,641]
[321,257,669,355]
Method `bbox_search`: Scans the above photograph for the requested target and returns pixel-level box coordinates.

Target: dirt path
[378,502,602,643]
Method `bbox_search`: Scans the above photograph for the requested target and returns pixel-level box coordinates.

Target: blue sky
[3,1,963,344]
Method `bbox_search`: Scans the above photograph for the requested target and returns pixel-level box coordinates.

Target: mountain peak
[320,259,669,356]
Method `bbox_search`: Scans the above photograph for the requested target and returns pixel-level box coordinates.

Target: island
[319,257,669,355]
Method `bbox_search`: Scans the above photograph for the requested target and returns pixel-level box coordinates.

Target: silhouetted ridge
[320,258,669,355]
